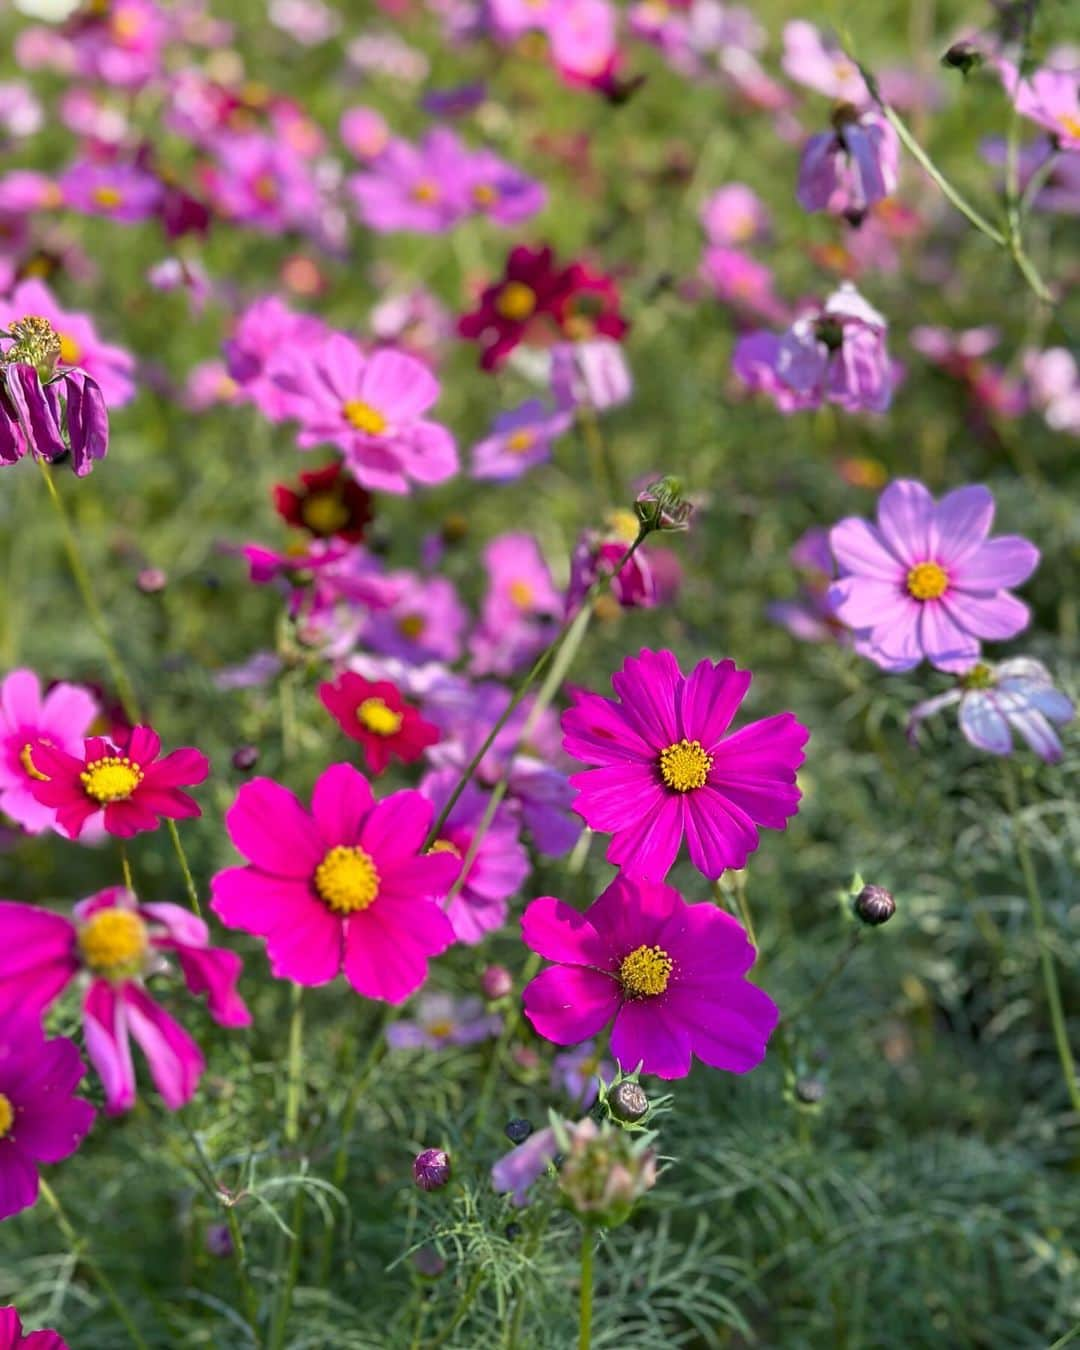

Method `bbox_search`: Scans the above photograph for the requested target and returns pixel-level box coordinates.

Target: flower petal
[609,999,692,1079]
[520,896,609,966]
[224,778,322,877]
[522,965,620,1044]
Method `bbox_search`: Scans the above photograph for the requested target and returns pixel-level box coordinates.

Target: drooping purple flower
[797,109,899,222]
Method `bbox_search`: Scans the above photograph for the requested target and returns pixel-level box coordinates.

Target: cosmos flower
[385,991,502,1051]
[700,247,788,323]
[551,1040,616,1108]
[908,657,1073,763]
[469,399,572,481]
[0,668,98,834]
[58,160,163,223]
[273,460,373,542]
[828,479,1040,672]
[0,1304,69,1349]
[699,183,770,245]
[211,763,459,1003]
[0,887,249,1115]
[521,874,779,1078]
[797,108,899,221]
[340,105,390,161]
[0,1018,95,1222]
[319,671,440,774]
[29,724,210,840]
[223,294,328,423]
[207,133,322,235]
[363,572,468,665]
[550,338,633,413]
[562,648,808,881]
[491,1121,565,1207]
[999,61,1080,152]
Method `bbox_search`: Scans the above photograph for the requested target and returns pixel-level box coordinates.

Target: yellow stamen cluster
[411,179,440,203]
[472,183,499,207]
[78,908,149,978]
[398,613,426,639]
[342,400,387,435]
[357,697,403,737]
[619,944,674,998]
[508,579,534,608]
[314,845,380,914]
[19,742,49,782]
[495,281,537,322]
[658,739,712,793]
[506,429,536,454]
[427,1019,456,1039]
[1058,114,1080,140]
[0,1092,12,1139]
[5,314,60,377]
[301,491,349,535]
[905,560,949,601]
[80,756,143,803]
[92,185,124,209]
[429,838,463,860]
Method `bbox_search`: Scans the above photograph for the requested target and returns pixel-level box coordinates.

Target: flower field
[0,0,1077,1346]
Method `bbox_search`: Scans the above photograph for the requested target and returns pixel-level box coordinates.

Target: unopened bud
[481,964,512,1000]
[795,1077,826,1106]
[853,884,896,926]
[412,1148,451,1192]
[941,41,983,75]
[205,1223,233,1258]
[136,567,167,594]
[504,1118,533,1144]
[412,1245,446,1277]
[634,476,693,533]
[231,745,260,772]
[556,1119,657,1228]
[607,1081,649,1124]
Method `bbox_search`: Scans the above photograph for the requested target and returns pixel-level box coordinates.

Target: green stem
[424,1267,486,1349]
[268,987,306,1350]
[503,1208,552,1349]
[120,844,134,892]
[714,876,757,951]
[39,1177,151,1350]
[1001,764,1080,1114]
[784,931,862,1024]
[38,459,140,722]
[471,950,542,1143]
[166,818,202,917]
[578,1227,595,1350]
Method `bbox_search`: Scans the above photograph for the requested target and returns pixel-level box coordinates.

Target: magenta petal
[0,667,42,724]
[604,790,683,882]
[561,689,653,766]
[609,648,680,746]
[83,981,136,1115]
[174,946,251,1027]
[224,778,322,877]
[521,896,609,966]
[0,1142,39,1221]
[678,659,752,748]
[122,985,204,1111]
[342,900,452,1003]
[16,1094,95,1164]
[211,868,315,937]
[570,763,658,832]
[673,979,779,1073]
[265,901,344,986]
[609,999,692,1079]
[683,788,760,876]
[358,789,432,863]
[522,965,620,1045]
[310,762,374,846]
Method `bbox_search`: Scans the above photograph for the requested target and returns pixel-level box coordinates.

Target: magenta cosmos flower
[0,1305,68,1349]
[521,875,779,1078]
[563,648,808,881]
[0,669,98,834]
[211,763,459,1003]
[828,480,1040,673]
[273,335,458,493]
[30,725,210,840]
[0,887,249,1114]
[0,1018,95,1221]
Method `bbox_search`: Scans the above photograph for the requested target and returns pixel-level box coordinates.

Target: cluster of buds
[634,476,694,534]
[595,1067,671,1131]
[0,314,109,476]
[554,1117,659,1229]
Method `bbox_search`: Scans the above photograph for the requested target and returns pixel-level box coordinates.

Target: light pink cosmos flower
[563,648,808,882]
[548,0,619,85]
[700,246,787,323]
[488,0,558,39]
[211,763,459,1003]
[0,171,63,215]
[550,340,633,413]
[828,479,1040,673]
[348,130,469,234]
[59,159,162,223]
[0,887,250,1115]
[0,278,135,407]
[999,61,1080,152]
[340,106,391,161]
[781,20,869,105]
[0,669,98,835]
[0,83,42,143]
[699,183,770,245]
[273,335,458,493]
[385,991,502,1050]
[1024,347,1080,435]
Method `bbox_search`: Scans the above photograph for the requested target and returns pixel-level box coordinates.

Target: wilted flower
[797,106,899,222]
[555,1117,657,1227]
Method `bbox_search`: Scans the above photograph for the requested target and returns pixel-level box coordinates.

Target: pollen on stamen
[314,845,380,914]
[619,944,674,998]
[80,756,144,803]
[357,697,403,737]
[658,739,713,793]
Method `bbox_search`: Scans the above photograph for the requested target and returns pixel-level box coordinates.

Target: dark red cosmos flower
[30,725,210,840]
[319,673,440,775]
[457,245,629,370]
[272,461,373,542]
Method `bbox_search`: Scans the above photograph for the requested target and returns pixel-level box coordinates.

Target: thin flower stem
[120,844,134,892]
[166,818,202,916]
[1018,149,1060,220]
[503,1205,553,1349]
[714,876,757,951]
[783,930,862,1025]
[424,1266,486,1349]
[268,986,306,1350]
[470,949,542,1144]
[424,529,648,848]
[577,406,619,506]
[39,1177,151,1350]
[1001,764,1080,1115]
[38,458,141,722]
[578,1226,595,1350]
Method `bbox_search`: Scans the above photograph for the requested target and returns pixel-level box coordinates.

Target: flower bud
[205,1223,233,1258]
[607,1081,649,1124]
[136,567,168,594]
[504,1222,523,1240]
[412,1245,446,1277]
[941,41,983,75]
[853,884,896,926]
[481,964,513,1000]
[794,1077,826,1106]
[504,1118,533,1144]
[231,745,260,772]
[634,476,693,533]
[413,1148,451,1192]
[556,1119,658,1228]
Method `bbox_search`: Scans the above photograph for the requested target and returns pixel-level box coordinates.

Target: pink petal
[678,659,752,748]
[40,680,98,739]
[610,999,692,1078]
[224,778,322,877]
[522,965,620,1044]
[125,725,161,765]
[358,789,433,865]
[561,689,653,767]
[829,517,902,581]
[15,1093,95,1164]
[672,979,778,1073]
[264,900,344,986]
[929,484,995,565]
[310,761,374,847]
[609,648,681,746]
[570,763,658,832]
[394,421,459,486]
[587,873,681,954]
[122,985,204,1111]
[0,669,42,730]
[604,790,684,882]
[342,900,452,1002]
[683,787,760,876]
[359,347,440,421]
[520,896,609,966]
[917,601,980,673]
[713,712,808,778]
[83,981,136,1115]
[173,945,251,1027]
[950,536,1039,590]
[211,867,319,937]
[875,479,934,565]
[0,1142,39,1220]
[143,747,210,788]
[942,590,1030,642]
[827,576,908,629]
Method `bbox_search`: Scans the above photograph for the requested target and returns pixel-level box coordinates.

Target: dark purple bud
[504,1118,533,1144]
[608,1081,649,1124]
[941,41,983,75]
[481,965,513,1000]
[231,745,260,772]
[853,884,896,926]
[205,1223,234,1257]
[413,1148,451,1192]
[504,1222,522,1240]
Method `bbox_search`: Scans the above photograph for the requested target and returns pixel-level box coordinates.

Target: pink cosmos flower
[0,279,135,408]
[563,648,808,881]
[319,671,440,774]
[59,160,163,224]
[211,764,459,1002]
[207,133,322,235]
[999,61,1080,152]
[385,992,502,1050]
[0,84,42,144]
[0,1305,68,1349]
[458,147,547,225]
[470,534,561,677]
[797,110,899,221]
[0,669,98,834]
[1024,347,1080,435]
[700,247,787,323]
[828,480,1040,673]
[223,295,328,423]
[781,20,869,105]
[0,887,249,1114]
[29,725,210,840]
[521,874,779,1078]
[348,130,468,234]
[0,1018,95,1221]
[550,340,633,413]
[272,335,458,493]
[548,0,619,86]
[340,106,391,161]
[420,769,531,944]
[470,399,572,481]
[363,572,468,664]
[699,183,770,245]
[69,0,171,89]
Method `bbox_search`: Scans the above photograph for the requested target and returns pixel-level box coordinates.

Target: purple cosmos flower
[908,658,1073,763]
[0,1017,95,1222]
[348,129,469,234]
[491,1122,565,1207]
[700,183,770,245]
[59,159,162,223]
[459,147,547,225]
[386,992,503,1051]
[828,479,1040,673]
[420,769,531,943]
[797,109,899,221]
[69,0,171,89]
[470,399,572,481]
[273,335,458,493]
[521,874,779,1079]
[208,133,322,235]
[0,668,99,835]
[766,527,848,645]
[563,648,808,881]
[363,572,468,664]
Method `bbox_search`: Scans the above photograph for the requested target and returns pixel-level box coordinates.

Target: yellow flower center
[398,613,425,639]
[314,845,380,914]
[472,183,499,207]
[342,400,387,435]
[429,838,462,859]
[906,561,949,601]
[607,509,639,544]
[110,6,145,42]
[506,429,536,454]
[357,697,403,737]
[428,1018,456,1038]
[563,314,595,341]
[80,756,143,803]
[92,185,124,209]
[495,281,537,322]
[411,179,440,203]
[0,1092,12,1139]
[19,742,49,781]
[1058,114,1080,140]
[658,739,712,793]
[619,944,674,998]
[253,172,279,203]
[58,333,81,366]
[78,908,148,978]
[508,579,534,608]
[301,490,349,535]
